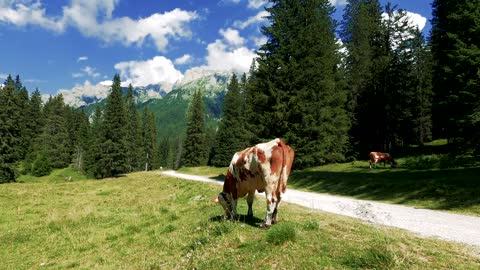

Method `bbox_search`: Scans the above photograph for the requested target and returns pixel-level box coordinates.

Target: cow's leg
[369,161,373,169]
[247,191,255,218]
[262,192,277,228]
[271,192,282,224]
[231,199,238,219]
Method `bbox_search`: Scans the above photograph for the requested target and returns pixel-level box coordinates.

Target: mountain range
[64,70,233,139]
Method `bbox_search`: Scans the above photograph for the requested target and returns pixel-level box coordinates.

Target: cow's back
[228,138,294,197]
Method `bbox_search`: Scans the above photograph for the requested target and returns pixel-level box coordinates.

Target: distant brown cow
[369,152,397,169]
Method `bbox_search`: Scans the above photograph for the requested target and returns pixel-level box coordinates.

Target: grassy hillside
[2,171,478,269]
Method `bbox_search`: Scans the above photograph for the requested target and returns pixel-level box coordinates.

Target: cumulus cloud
[382,11,427,32]
[252,36,268,47]
[219,28,245,47]
[0,0,64,31]
[233,10,269,29]
[202,28,256,74]
[0,0,198,52]
[174,54,192,65]
[114,56,183,91]
[77,56,88,62]
[247,0,267,9]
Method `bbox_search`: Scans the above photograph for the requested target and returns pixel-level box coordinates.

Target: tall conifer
[0,81,22,182]
[100,74,128,177]
[211,74,249,166]
[182,89,208,167]
[125,84,142,172]
[251,0,350,167]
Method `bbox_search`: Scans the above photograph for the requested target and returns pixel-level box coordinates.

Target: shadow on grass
[288,167,480,214]
[209,214,264,228]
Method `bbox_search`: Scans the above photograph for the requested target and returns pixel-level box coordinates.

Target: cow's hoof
[260,223,271,229]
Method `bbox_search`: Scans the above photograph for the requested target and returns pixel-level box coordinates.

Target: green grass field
[1,171,479,269]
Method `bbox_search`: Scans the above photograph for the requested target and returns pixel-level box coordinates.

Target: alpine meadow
[1,0,479,269]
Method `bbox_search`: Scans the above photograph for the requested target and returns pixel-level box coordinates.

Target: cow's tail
[278,138,293,194]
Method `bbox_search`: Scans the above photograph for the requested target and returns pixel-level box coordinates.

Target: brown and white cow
[212,138,295,227]
[369,151,397,168]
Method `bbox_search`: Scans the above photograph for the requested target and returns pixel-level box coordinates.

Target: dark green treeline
[0,74,161,182]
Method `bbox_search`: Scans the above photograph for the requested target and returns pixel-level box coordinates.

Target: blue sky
[0,0,432,97]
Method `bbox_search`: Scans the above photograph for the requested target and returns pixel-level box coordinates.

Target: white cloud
[233,10,269,29]
[252,36,268,47]
[405,11,427,31]
[204,40,256,74]
[0,1,65,32]
[82,66,100,78]
[0,73,8,79]
[183,26,256,78]
[0,1,198,52]
[329,0,347,6]
[174,54,192,65]
[114,56,183,91]
[219,28,245,47]
[72,66,101,78]
[77,56,88,62]
[248,0,267,9]
[382,11,427,32]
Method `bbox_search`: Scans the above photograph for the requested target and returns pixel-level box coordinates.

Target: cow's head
[211,170,237,218]
[211,192,234,218]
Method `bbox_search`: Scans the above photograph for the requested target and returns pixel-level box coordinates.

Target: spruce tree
[23,88,44,173]
[84,106,105,178]
[182,89,208,167]
[100,74,128,177]
[125,84,142,172]
[141,106,158,171]
[211,74,250,167]
[0,81,22,182]
[39,95,70,168]
[251,0,350,167]
[431,0,480,152]
[158,136,171,169]
[341,0,383,155]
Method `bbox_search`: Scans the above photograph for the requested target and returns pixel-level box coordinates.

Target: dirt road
[160,170,480,249]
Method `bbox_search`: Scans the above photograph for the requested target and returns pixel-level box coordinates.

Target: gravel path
[160,170,480,248]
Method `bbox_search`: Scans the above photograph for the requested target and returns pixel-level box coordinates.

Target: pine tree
[0,81,22,182]
[431,0,480,152]
[341,0,383,155]
[158,136,171,169]
[125,84,142,172]
[100,74,128,177]
[66,108,90,171]
[211,74,250,166]
[141,106,158,171]
[250,0,350,167]
[39,95,70,168]
[23,88,44,173]
[84,106,105,178]
[182,89,208,167]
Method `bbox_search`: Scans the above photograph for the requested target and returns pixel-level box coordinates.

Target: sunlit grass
[1,171,479,269]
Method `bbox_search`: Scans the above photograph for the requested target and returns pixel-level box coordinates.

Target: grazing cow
[211,138,295,227]
[369,151,397,168]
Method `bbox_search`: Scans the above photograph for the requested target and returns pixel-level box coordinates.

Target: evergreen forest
[1,0,479,182]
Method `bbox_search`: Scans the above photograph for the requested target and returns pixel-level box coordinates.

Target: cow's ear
[211,197,219,203]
